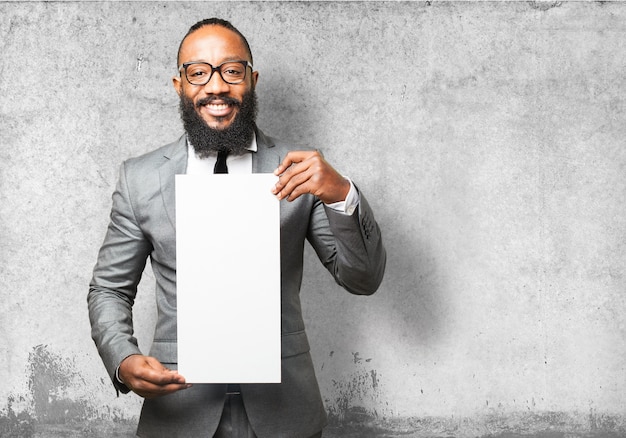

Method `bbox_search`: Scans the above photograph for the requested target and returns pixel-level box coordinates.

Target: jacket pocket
[150,340,177,364]
[281,330,310,358]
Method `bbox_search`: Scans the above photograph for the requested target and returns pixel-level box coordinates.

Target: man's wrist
[115,363,126,385]
[325,178,359,215]
[116,354,139,385]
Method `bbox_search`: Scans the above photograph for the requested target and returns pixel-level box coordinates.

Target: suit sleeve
[307,186,386,295]
[88,162,152,393]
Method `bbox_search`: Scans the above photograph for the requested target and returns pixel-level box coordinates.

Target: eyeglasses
[179,60,253,86]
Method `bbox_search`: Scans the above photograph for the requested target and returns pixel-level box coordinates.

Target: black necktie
[214,151,229,174]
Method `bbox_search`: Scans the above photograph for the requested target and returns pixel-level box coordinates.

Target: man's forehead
[179,25,250,62]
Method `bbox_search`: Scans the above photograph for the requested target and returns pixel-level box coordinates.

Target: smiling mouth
[200,101,236,119]
[197,96,240,119]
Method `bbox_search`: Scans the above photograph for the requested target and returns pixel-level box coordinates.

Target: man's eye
[190,70,207,77]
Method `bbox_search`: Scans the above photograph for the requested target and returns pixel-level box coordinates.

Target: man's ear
[172,75,182,96]
[251,71,259,89]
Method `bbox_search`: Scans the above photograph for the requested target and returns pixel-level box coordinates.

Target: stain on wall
[28,345,89,423]
[2,345,136,437]
[325,352,384,424]
[0,395,34,438]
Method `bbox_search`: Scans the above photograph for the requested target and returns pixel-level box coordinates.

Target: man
[88,18,386,438]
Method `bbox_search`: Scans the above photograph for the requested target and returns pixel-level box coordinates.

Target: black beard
[179,89,257,158]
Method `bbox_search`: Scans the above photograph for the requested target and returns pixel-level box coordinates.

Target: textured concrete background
[1,1,625,437]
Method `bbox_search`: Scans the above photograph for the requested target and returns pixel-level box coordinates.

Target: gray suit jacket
[88,129,386,437]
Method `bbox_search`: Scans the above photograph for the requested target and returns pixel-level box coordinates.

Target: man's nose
[203,71,230,94]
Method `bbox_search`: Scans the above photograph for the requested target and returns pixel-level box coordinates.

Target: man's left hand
[272,150,350,203]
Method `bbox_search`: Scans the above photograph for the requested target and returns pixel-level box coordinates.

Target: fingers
[135,379,191,399]
[272,152,317,201]
[119,355,192,399]
[272,150,350,203]
[273,150,317,177]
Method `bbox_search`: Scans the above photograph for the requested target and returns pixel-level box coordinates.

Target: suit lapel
[253,128,280,173]
[159,136,188,229]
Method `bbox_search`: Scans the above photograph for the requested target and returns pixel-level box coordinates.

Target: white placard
[175,174,281,383]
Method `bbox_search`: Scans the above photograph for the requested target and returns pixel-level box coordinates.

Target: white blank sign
[175,174,281,383]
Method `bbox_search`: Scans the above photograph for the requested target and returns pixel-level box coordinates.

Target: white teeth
[207,103,228,110]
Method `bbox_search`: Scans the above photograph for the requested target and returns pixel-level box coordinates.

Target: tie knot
[214,151,229,174]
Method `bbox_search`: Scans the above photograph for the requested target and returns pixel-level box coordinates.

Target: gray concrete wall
[1,1,625,437]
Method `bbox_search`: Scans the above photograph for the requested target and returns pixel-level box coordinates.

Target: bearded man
[88,18,386,438]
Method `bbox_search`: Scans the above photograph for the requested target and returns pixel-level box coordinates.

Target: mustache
[196,95,241,108]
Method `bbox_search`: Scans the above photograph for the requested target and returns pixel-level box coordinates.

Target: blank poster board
[175,174,281,383]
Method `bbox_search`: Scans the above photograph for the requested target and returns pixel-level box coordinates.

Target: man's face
[173,25,258,131]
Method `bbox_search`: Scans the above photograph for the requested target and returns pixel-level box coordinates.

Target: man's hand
[272,151,350,203]
[119,354,191,399]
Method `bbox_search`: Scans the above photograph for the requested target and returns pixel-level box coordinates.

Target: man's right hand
[119,354,192,399]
